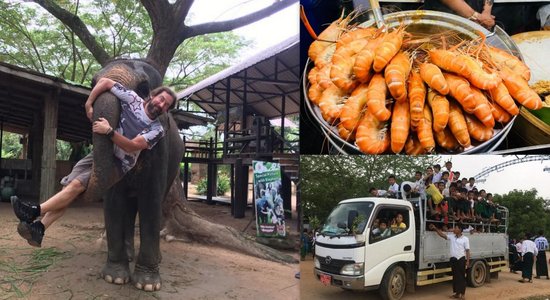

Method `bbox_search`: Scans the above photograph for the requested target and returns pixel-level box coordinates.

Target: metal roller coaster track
[474,155,550,180]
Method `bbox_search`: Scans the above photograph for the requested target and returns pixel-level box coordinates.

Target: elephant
[81,58,184,291]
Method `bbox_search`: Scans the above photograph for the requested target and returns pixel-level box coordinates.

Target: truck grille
[317,255,355,274]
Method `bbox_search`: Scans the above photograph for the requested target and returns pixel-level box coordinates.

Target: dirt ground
[0,199,299,300]
[300,255,550,300]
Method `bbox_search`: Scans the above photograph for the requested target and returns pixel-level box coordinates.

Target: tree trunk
[161,177,298,264]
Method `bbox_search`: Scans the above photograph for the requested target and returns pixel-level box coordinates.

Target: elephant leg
[101,183,130,285]
[124,195,137,262]
[132,187,163,291]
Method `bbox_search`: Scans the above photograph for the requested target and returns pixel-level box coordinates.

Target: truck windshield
[320,202,374,236]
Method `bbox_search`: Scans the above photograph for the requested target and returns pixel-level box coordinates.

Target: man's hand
[92,117,113,135]
[478,11,495,29]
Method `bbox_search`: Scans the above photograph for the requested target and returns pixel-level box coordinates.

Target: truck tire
[467,260,487,288]
[379,265,406,300]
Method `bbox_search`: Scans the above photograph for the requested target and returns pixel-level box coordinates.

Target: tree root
[161,178,298,265]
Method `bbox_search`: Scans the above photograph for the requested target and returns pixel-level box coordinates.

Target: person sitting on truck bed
[391,213,407,234]
[387,175,400,198]
[453,188,469,222]
[412,171,426,200]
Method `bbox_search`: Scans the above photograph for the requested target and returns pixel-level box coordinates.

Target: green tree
[0,0,250,90]
[1,132,23,158]
[493,189,550,240]
[301,155,439,223]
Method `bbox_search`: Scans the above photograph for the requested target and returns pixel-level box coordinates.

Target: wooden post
[206,138,214,205]
[183,162,189,200]
[29,111,43,200]
[282,171,292,219]
[230,163,235,216]
[234,158,245,218]
[40,88,59,203]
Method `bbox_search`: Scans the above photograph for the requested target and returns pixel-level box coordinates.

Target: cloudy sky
[438,155,550,199]
[188,0,299,58]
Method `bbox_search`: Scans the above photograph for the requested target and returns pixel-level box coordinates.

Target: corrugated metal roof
[177,35,300,120]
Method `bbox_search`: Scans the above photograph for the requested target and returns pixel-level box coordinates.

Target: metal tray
[303,10,521,154]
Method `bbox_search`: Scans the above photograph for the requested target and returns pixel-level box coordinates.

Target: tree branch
[32,0,111,66]
[181,0,296,42]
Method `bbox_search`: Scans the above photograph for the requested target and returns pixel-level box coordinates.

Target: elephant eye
[135,82,150,99]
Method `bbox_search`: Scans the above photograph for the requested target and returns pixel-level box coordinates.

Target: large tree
[2,0,298,263]
[493,189,550,240]
[0,1,251,90]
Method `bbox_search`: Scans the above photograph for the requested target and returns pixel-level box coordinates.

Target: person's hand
[466,260,470,269]
[85,102,93,121]
[92,117,112,135]
[429,224,436,230]
[478,11,495,30]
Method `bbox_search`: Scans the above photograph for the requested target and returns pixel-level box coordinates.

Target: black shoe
[11,196,40,223]
[17,221,45,247]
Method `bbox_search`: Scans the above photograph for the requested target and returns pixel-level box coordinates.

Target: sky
[187,0,299,59]
[438,155,550,199]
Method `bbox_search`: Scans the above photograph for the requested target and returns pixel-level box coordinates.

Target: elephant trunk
[80,91,120,202]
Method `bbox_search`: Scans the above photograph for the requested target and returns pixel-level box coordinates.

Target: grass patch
[0,247,72,299]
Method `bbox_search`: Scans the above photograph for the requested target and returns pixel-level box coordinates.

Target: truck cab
[314,197,415,299]
[314,192,508,300]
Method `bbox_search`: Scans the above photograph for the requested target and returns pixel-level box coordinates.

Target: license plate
[320,274,332,286]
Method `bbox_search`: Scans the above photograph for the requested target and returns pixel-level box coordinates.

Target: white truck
[313,188,509,300]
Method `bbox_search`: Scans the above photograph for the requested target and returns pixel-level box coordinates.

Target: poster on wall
[253,160,286,237]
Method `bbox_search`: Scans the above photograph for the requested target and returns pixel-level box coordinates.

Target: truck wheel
[467,260,487,287]
[379,265,406,300]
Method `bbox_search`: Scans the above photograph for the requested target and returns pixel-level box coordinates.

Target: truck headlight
[314,257,320,269]
[340,263,364,276]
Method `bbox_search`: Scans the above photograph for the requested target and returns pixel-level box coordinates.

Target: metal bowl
[303,10,522,154]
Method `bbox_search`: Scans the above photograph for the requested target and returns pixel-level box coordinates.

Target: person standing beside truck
[534,230,549,279]
[519,233,538,283]
[430,223,470,300]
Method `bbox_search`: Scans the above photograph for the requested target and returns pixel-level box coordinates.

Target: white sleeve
[110,82,142,104]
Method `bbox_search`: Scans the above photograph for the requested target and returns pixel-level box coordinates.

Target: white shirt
[535,236,549,251]
[110,83,165,173]
[522,239,539,256]
[465,183,476,191]
[432,172,442,184]
[388,183,399,196]
[448,233,470,259]
[516,242,523,253]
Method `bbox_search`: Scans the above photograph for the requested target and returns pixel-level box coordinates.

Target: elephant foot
[132,264,161,291]
[101,261,130,285]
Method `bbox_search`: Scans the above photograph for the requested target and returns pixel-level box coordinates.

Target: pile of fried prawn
[306,15,543,154]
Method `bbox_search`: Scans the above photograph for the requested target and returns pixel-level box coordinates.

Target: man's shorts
[60,153,93,187]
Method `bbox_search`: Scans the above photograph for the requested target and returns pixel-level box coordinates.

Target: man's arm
[440,0,494,29]
[429,224,448,240]
[85,78,117,121]
[465,248,470,268]
[93,117,149,152]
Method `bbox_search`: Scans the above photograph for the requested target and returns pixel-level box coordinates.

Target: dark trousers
[536,251,549,277]
[522,252,534,280]
[451,256,467,295]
